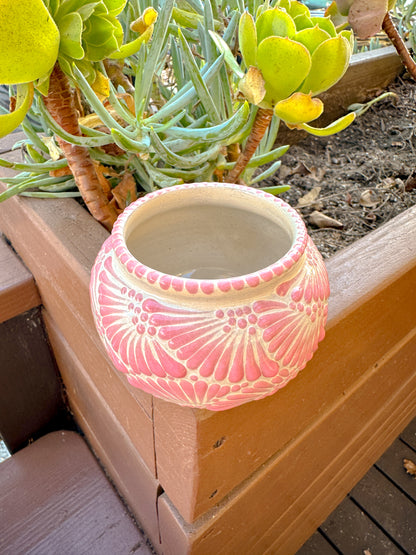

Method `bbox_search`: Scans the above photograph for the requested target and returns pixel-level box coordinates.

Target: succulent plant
[237,0,354,133]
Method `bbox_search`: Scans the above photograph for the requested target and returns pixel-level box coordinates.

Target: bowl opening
[124,187,296,280]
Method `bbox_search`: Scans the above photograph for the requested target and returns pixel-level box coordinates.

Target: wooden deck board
[295,531,339,555]
[320,497,403,555]
[350,467,416,555]
[298,417,416,555]
[375,439,416,503]
[401,418,416,451]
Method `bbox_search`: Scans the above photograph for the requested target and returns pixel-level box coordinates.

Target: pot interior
[125,188,294,279]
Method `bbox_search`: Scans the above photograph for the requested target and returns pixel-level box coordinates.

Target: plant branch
[225,107,273,183]
[44,63,118,231]
[382,12,416,81]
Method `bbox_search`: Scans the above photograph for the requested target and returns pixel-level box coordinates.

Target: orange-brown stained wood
[1,132,416,549]
[154,203,416,522]
[0,235,40,323]
[158,329,416,554]
[0,152,155,474]
[43,313,161,550]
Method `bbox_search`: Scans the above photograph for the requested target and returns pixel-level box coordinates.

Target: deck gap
[374,462,416,506]
[347,494,409,554]
[316,528,344,554]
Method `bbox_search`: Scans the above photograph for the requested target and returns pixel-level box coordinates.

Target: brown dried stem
[225,107,273,183]
[44,63,118,231]
[382,12,416,81]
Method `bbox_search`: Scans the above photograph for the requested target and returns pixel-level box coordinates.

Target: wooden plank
[158,328,416,554]
[375,438,416,503]
[3,136,416,521]
[0,308,66,453]
[43,303,156,474]
[401,418,416,451]
[350,467,416,555]
[295,531,338,555]
[319,497,402,555]
[155,261,416,522]
[0,151,152,419]
[43,310,157,486]
[0,431,152,554]
[0,235,40,324]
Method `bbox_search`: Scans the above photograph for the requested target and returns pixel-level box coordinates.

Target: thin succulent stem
[225,107,273,184]
[44,63,118,231]
[382,12,416,81]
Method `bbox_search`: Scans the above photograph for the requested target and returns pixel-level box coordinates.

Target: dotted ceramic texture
[90,183,330,411]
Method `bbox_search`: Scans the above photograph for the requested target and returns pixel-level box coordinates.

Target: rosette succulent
[238,0,355,134]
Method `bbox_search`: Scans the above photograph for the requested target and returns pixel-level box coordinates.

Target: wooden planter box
[1,102,416,554]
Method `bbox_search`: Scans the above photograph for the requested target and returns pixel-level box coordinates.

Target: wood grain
[0,308,65,452]
[0,158,156,477]
[296,531,338,555]
[401,417,416,451]
[0,235,40,324]
[43,310,161,548]
[158,328,416,554]
[0,431,152,554]
[350,467,416,554]
[319,497,402,555]
[155,259,416,521]
[375,438,416,503]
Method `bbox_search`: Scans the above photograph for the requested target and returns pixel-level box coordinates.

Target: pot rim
[110,182,308,296]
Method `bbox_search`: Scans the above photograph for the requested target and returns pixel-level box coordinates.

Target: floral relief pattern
[90,233,329,411]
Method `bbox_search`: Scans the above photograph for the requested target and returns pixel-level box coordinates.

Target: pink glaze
[90,183,330,411]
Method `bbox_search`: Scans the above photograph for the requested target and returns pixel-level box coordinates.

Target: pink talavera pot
[90,183,329,411]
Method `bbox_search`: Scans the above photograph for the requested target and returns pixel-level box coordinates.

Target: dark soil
[267,74,416,258]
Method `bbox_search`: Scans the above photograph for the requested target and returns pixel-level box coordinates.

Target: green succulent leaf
[293,14,314,31]
[257,36,311,104]
[275,92,323,124]
[311,16,337,37]
[0,0,60,85]
[299,111,355,136]
[256,8,297,44]
[299,35,350,96]
[239,11,258,69]
[58,13,85,59]
[208,30,244,78]
[295,26,331,54]
[103,0,127,16]
[109,24,153,59]
[286,0,309,19]
[0,83,34,138]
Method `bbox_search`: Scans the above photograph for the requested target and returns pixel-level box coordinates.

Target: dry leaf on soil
[360,189,380,208]
[309,211,343,229]
[297,186,321,207]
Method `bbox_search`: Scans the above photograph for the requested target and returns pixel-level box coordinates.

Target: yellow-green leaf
[295,26,331,54]
[257,36,311,104]
[275,92,323,123]
[298,111,355,136]
[0,0,60,85]
[256,8,297,44]
[0,83,34,138]
[299,35,351,96]
[238,66,266,105]
[311,16,337,37]
[109,24,154,59]
[287,1,310,18]
[239,11,258,68]
[293,14,314,31]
